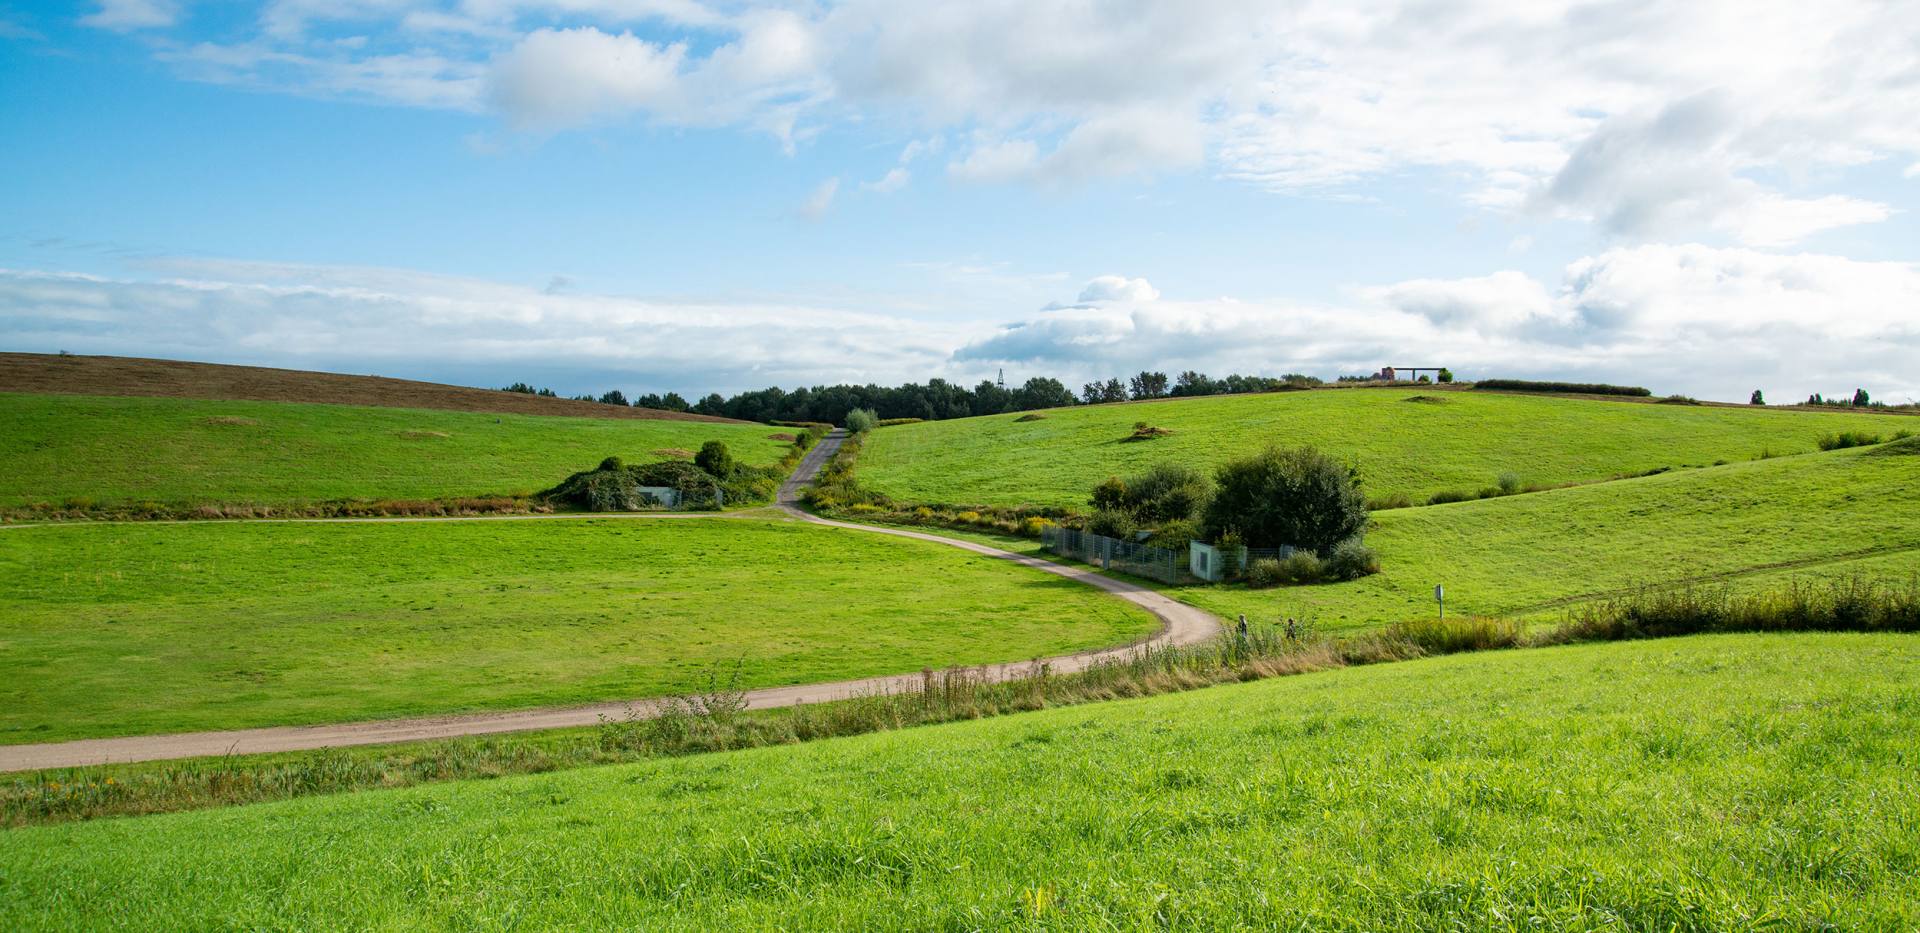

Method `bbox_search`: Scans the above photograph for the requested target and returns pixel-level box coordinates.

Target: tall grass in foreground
[7,575,1915,828]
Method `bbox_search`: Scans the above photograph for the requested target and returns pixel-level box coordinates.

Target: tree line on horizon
[501,369,1339,424]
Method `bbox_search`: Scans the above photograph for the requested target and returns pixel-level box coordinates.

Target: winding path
[0,430,1219,773]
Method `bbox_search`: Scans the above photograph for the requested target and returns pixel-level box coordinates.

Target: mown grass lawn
[860,387,1907,508]
[0,516,1154,743]
[1178,444,1920,631]
[3,633,1915,930]
[0,392,788,509]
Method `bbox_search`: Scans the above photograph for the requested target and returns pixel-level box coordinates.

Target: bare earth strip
[0,430,1219,772]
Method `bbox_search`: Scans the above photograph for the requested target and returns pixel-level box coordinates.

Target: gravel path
[0,429,1219,772]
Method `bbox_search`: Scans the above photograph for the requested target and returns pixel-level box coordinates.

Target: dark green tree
[1750,389,1765,406]
[1201,446,1368,554]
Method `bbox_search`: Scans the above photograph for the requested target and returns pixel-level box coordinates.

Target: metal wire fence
[1041,526,1192,584]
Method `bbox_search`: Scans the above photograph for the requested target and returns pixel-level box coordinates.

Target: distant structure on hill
[1371,366,1448,382]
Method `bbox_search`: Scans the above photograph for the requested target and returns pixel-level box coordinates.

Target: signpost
[1434,584,1445,620]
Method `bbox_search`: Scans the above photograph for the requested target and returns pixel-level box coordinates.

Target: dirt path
[0,429,1219,773]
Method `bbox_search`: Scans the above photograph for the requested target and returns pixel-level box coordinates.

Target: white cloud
[79,0,178,31]
[797,177,839,219]
[1077,275,1160,304]
[947,139,1039,183]
[862,167,909,194]
[956,245,1920,400]
[109,1,1920,244]
[487,28,687,129]
[0,262,966,391]
[6,245,1917,401]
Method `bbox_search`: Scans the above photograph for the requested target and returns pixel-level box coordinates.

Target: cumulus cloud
[956,246,1920,400]
[109,1,1920,244]
[487,28,687,129]
[5,245,1917,401]
[1076,276,1160,304]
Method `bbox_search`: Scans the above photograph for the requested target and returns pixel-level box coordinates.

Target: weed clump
[1014,413,1047,422]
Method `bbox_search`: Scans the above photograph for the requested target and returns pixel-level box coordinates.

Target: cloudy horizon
[4,1,1917,403]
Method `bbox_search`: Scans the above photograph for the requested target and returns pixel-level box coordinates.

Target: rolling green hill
[4,633,1913,930]
[1165,444,1920,631]
[0,517,1154,743]
[0,392,788,510]
[859,387,1907,508]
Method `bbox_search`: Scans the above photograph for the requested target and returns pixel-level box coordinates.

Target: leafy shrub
[1496,472,1521,495]
[1368,492,1413,510]
[1090,476,1127,512]
[1087,509,1138,540]
[1243,552,1326,588]
[694,441,734,477]
[1427,489,1474,506]
[1473,379,1651,397]
[597,456,624,472]
[1818,431,1882,451]
[1202,446,1368,554]
[844,408,879,434]
[1119,462,1211,523]
[1244,558,1287,588]
[876,418,923,427]
[1323,539,1380,580]
[1657,394,1701,405]
[1019,516,1056,538]
[1144,518,1199,549]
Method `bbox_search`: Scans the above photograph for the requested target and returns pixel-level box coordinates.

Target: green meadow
[0,392,787,510]
[0,517,1153,743]
[859,387,1907,508]
[4,634,1915,930]
[1169,445,1920,631]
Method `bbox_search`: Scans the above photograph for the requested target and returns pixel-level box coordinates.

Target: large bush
[844,408,879,434]
[1119,462,1211,523]
[1201,446,1368,554]
[694,440,735,477]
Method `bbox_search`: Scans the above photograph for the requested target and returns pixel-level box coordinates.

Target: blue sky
[2,1,1917,401]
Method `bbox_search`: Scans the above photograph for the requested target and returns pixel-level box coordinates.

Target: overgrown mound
[1401,395,1447,404]
[1123,421,1173,441]
[539,457,722,511]
[1014,413,1047,422]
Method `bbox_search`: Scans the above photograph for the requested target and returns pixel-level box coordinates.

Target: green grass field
[860,387,1907,508]
[3,633,1914,929]
[852,444,1920,633]
[0,392,788,509]
[1168,444,1920,631]
[0,517,1154,743]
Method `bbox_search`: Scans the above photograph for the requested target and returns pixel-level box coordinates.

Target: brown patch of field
[652,448,695,460]
[0,353,748,424]
[767,432,798,442]
[202,415,261,426]
[396,430,451,440]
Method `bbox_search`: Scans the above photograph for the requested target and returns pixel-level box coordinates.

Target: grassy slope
[0,517,1154,743]
[4,634,1915,930]
[1170,444,1920,630]
[860,387,1904,507]
[0,392,788,509]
